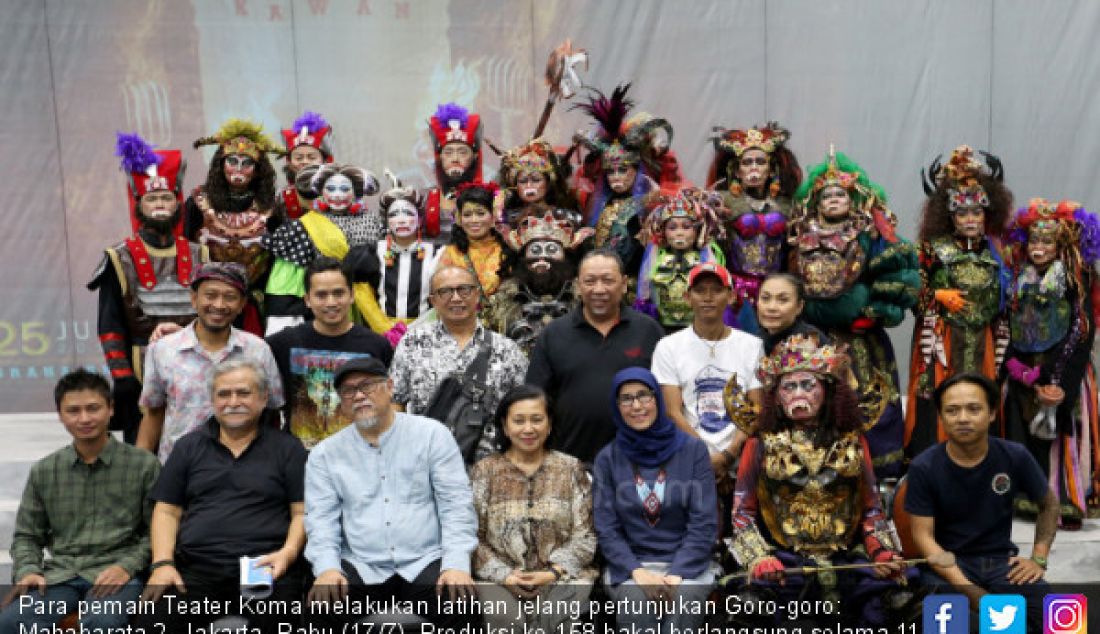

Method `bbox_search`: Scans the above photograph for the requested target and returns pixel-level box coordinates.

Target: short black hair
[54,369,112,409]
[578,247,624,276]
[304,256,353,293]
[493,384,555,452]
[933,371,1000,412]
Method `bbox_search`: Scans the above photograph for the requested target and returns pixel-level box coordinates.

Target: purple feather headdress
[115,132,161,173]
[572,83,634,141]
[434,103,469,126]
[1075,206,1100,265]
[292,110,329,134]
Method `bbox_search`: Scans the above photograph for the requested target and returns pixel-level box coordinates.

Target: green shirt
[10,436,160,584]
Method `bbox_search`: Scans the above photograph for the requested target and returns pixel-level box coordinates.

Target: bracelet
[150,559,175,571]
[1031,555,1048,569]
[546,564,564,581]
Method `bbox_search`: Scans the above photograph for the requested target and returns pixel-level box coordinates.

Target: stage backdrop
[2,0,1098,411]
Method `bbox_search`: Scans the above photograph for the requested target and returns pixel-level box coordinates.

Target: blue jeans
[0,576,143,634]
[921,553,1049,631]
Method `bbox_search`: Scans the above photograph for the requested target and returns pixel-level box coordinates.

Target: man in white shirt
[652,262,763,493]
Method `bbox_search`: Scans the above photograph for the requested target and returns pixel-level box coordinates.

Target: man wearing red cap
[87,132,208,443]
[651,262,762,493]
[425,103,483,241]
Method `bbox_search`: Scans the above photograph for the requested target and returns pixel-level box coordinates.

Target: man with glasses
[305,356,480,630]
[389,266,527,463]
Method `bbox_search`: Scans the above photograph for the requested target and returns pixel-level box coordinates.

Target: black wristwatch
[150,559,175,571]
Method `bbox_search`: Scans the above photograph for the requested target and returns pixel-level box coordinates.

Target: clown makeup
[606,164,637,194]
[516,172,548,204]
[816,185,851,223]
[322,173,355,212]
[387,200,420,244]
[139,190,179,220]
[737,149,770,189]
[223,154,256,188]
[441,143,474,179]
[458,202,493,240]
[1028,233,1058,269]
[952,206,985,241]
[524,239,564,274]
[664,217,697,251]
[288,145,323,176]
[777,371,824,423]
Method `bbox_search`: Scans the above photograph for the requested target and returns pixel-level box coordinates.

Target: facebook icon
[924,594,969,634]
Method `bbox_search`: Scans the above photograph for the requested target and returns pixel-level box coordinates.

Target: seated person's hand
[750,556,785,584]
[631,568,671,602]
[255,548,294,580]
[1,573,46,607]
[308,569,348,603]
[437,569,477,602]
[149,322,184,343]
[90,565,132,599]
[503,571,538,599]
[142,564,186,601]
[871,550,907,580]
[1006,555,1046,585]
[662,574,682,587]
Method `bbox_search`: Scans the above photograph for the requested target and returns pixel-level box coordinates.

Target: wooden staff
[719,552,955,584]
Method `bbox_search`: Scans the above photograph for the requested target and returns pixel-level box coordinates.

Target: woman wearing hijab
[593,367,718,634]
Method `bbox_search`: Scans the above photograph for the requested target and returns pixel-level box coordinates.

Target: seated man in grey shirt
[305,357,480,629]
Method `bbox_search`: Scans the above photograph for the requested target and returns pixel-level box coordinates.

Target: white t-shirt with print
[651,326,764,454]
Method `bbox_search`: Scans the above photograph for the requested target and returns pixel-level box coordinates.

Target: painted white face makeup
[738,149,770,188]
[387,200,420,239]
[223,154,256,187]
[516,172,548,204]
[322,173,355,211]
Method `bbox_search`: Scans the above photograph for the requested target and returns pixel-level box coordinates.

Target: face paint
[607,164,637,194]
[322,173,355,211]
[441,143,474,179]
[139,190,179,220]
[524,239,564,275]
[816,185,851,222]
[516,172,548,204]
[737,149,770,188]
[1028,234,1058,268]
[223,154,256,187]
[952,206,985,242]
[387,200,420,239]
[777,371,825,422]
[664,217,697,250]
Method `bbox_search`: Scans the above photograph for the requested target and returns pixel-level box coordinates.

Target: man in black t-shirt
[905,372,1056,629]
[526,249,664,465]
[137,358,307,633]
[266,257,393,448]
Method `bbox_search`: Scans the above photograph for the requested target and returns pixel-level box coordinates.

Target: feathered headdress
[281,110,333,158]
[194,119,279,160]
[793,147,897,241]
[116,131,186,232]
[571,84,640,169]
[1010,198,1100,266]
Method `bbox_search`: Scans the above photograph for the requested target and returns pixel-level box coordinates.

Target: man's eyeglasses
[337,378,387,399]
[431,284,478,300]
[617,390,656,407]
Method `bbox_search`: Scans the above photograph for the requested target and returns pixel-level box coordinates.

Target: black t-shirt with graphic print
[905,436,1048,557]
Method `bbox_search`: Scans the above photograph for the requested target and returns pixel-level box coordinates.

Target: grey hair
[208,357,270,398]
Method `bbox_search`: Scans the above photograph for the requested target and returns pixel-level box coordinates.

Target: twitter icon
[981,594,1026,634]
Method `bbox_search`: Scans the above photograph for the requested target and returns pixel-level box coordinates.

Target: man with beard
[425,103,483,241]
[88,132,208,443]
[484,210,592,353]
[305,357,480,632]
[137,262,283,462]
[277,110,334,221]
[185,119,281,335]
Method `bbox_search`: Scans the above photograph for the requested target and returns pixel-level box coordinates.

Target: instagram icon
[1045,595,1087,634]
